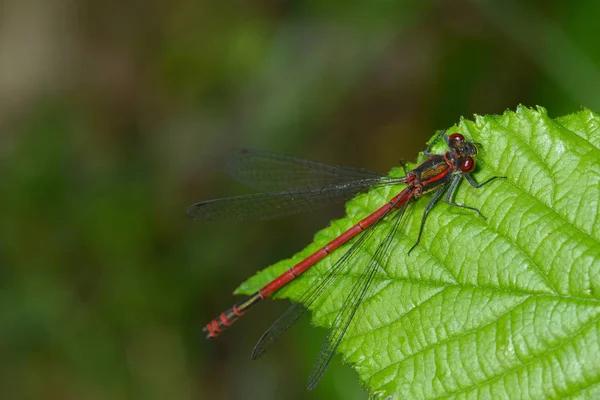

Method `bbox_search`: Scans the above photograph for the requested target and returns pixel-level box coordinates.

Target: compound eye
[460,157,475,173]
[448,133,464,142]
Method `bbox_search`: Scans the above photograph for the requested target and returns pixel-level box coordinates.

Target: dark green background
[1,1,599,399]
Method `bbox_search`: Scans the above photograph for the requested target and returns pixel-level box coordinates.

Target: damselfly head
[446,133,478,174]
[448,133,478,158]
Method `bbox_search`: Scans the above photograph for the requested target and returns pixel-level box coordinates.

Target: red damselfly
[188,131,504,390]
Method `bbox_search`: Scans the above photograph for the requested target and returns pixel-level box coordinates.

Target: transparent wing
[188,148,403,222]
[186,179,386,222]
[251,196,410,374]
[228,148,385,192]
[307,202,408,390]
[250,206,391,358]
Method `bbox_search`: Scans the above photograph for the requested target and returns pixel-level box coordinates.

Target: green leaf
[236,106,600,398]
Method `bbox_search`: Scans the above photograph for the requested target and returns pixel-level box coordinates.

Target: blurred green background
[1,0,599,399]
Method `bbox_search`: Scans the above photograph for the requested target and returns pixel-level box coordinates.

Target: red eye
[460,157,475,172]
[449,133,464,142]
